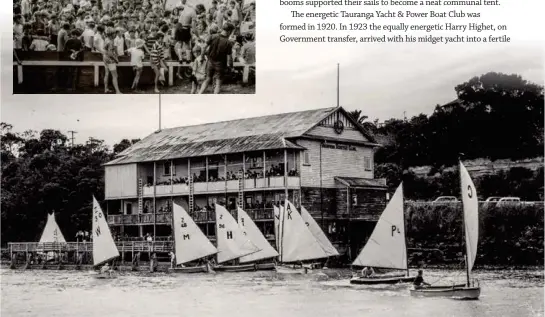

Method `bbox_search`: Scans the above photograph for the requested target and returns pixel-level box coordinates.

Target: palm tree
[348,110,368,124]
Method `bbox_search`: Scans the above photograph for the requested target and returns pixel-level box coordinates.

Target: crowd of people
[146,166,299,187]
[13,0,256,93]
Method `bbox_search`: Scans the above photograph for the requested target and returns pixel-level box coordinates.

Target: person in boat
[413,270,431,288]
[100,263,112,277]
[361,266,375,278]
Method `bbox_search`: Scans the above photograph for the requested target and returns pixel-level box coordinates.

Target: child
[30,29,49,51]
[114,29,125,56]
[102,28,122,94]
[190,45,207,94]
[150,32,167,93]
[126,38,145,91]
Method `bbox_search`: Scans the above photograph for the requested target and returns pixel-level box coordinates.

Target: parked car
[496,197,521,207]
[484,197,502,203]
[433,196,459,203]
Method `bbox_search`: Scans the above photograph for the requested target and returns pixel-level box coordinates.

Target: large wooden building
[103,107,388,259]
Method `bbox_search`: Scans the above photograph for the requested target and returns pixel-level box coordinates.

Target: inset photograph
[12,0,256,94]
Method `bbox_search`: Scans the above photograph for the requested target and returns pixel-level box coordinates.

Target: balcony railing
[107,209,275,226]
[141,176,300,197]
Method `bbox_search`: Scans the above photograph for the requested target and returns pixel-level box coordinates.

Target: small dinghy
[410,161,481,300]
[91,196,120,279]
[213,204,260,272]
[350,274,415,285]
[213,263,256,272]
[235,207,279,271]
[276,201,335,275]
[350,184,416,285]
[170,203,218,273]
[170,265,210,273]
[410,284,480,299]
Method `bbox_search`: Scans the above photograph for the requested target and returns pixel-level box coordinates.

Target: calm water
[1,269,543,317]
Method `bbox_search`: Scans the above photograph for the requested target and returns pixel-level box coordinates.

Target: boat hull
[170,265,209,273]
[276,265,313,275]
[410,285,481,300]
[255,262,276,271]
[214,263,257,272]
[350,275,415,285]
[94,272,116,279]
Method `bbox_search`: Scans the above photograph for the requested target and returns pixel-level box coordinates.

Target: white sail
[460,161,479,274]
[237,207,279,263]
[273,206,281,252]
[172,203,217,265]
[215,204,260,264]
[352,184,407,270]
[92,197,119,266]
[280,200,329,263]
[39,213,66,243]
[300,206,339,257]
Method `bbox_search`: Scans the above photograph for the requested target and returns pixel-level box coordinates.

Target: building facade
[104,107,388,259]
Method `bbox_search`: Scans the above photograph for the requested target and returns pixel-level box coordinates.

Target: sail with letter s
[39,213,66,243]
[300,206,339,257]
[352,183,407,270]
[215,204,260,264]
[92,196,119,266]
[237,207,279,263]
[460,161,479,274]
[172,203,217,265]
[280,200,329,263]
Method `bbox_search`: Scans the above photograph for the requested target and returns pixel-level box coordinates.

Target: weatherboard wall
[105,164,138,199]
[297,139,374,188]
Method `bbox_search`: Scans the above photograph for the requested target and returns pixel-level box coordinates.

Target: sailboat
[37,213,67,263]
[410,161,481,299]
[300,205,339,268]
[350,183,416,285]
[170,203,218,273]
[213,204,261,272]
[92,196,120,279]
[237,207,279,271]
[277,200,331,274]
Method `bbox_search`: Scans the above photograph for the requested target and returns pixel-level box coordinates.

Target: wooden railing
[13,50,255,86]
[107,209,275,225]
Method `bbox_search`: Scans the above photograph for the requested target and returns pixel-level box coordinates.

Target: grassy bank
[406,202,544,266]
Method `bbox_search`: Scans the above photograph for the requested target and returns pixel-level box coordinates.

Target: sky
[1,0,544,146]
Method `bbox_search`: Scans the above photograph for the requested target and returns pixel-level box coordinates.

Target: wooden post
[168,65,174,86]
[94,64,99,86]
[153,161,157,240]
[17,65,23,84]
[284,149,288,200]
[121,243,125,265]
[243,65,250,84]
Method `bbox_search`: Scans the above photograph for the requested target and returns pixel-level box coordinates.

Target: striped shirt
[150,41,163,66]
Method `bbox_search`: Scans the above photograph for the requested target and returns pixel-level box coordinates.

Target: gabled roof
[106,107,377,165]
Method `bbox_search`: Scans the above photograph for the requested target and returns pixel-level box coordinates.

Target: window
[364,156,372,171]
[163,162,176,176]
[303,150,310,165]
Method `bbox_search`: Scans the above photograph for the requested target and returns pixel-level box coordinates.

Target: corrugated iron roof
[106,107,340,165]
[335,177,387,188]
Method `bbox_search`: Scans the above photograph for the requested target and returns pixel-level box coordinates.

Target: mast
[459,159,470,287]
[401,183,409,276]
[280,202,286,263]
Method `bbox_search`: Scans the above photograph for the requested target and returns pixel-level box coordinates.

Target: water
[1,269,543,317]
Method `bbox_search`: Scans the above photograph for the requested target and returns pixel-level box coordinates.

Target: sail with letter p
[237,207,279,263]
[352,183,407,270]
